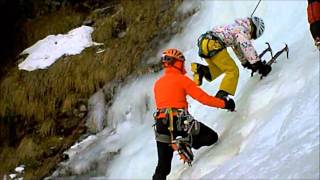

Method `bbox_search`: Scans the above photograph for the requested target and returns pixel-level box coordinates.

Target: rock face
[0,0,199,178]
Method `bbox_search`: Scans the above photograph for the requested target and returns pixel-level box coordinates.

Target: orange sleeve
[182,76,225,108]
[308,2,320,24]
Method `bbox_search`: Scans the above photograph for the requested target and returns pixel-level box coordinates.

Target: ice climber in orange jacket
[307,0,320,49]
[152,48,235,180]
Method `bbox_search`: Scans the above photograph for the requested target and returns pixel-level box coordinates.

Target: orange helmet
[161,48,186,74]
[161,48,185,63]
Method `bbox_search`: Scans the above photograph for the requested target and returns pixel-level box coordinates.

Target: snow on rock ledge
[18,25,102,71]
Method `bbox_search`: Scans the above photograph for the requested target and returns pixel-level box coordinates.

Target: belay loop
[197,31,225,59]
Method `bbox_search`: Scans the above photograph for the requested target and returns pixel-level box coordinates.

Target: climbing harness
[197,31,226,59]
[153,108,200,166]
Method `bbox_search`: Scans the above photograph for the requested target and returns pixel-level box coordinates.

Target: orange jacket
[307,0,320,24]
[154,67,225,109]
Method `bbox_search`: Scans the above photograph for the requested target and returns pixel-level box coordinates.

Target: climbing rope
[251,0,262,17]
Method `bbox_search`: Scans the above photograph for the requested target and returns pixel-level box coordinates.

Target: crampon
[171,136,194,166]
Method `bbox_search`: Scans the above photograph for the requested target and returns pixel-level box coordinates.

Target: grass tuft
[17,137,43,159]
[38,119,56,137]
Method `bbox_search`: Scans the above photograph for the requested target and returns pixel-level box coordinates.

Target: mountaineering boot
[179,143,194,164]
[215,90,229,99]
[172,137,194,165]
[191,63,203,86]
[191,63,212,86]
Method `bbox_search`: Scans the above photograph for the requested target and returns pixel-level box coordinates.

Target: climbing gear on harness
[153,108,200,142]
[153,108,200,135]
[153,108,184,119]
[251,16,265,39]
[197,31,225,59]
[153,108,199,165]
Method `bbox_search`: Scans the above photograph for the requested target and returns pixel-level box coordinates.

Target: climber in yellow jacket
[192,17,272,101]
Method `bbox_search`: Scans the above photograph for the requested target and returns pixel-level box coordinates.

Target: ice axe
[266,43,289,66]
[259,43,289,79]
[259,42,273,59]
[250,42,274,77]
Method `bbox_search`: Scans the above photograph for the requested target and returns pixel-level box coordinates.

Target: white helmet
[251,16,265,39]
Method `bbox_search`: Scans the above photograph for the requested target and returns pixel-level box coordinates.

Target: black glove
[243,61,258,77]
[222,97,235,112]
[242,61,251,69]
[243,61,272,77]
[258,62,272,77]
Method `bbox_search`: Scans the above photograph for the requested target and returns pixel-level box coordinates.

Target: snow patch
[9,174,16,179]
[14,166,24,174]
[18,26,102,71]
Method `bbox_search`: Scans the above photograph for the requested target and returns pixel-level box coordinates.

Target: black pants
[152,119,218,180]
